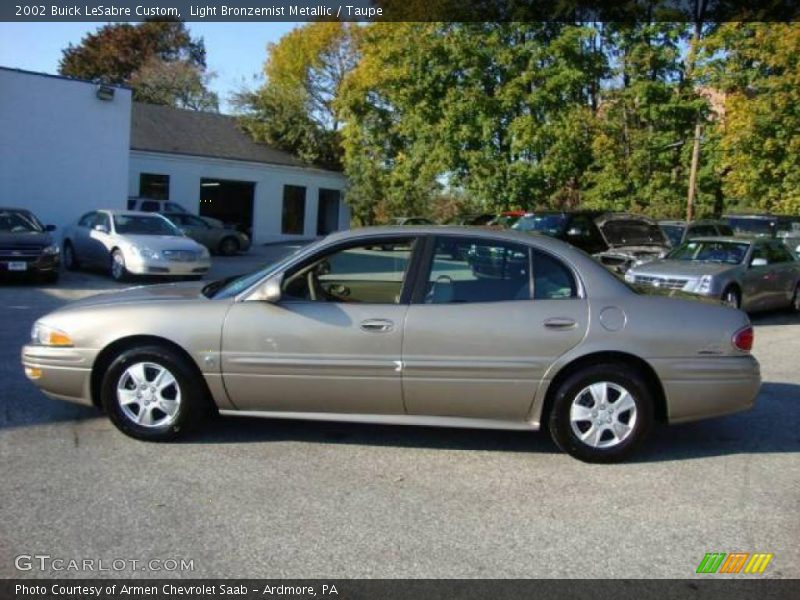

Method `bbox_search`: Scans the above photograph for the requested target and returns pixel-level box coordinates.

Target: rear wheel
[218,237,239,256]
[548,363,654,463]
[721,285,741,309]
[110,249,128,282]
[63,242,79,271]
[100,345,209,441]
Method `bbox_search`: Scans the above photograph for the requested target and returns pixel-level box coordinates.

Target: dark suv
[511,211,607,254]
[0,207,60,282]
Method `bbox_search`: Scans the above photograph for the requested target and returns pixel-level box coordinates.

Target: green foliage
[59,20,216,111]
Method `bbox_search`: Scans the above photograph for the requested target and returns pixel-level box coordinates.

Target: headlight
[694,274,713,294]
[31,322,73,347]
[624,271,636,283]
[42,244,60,255]
[199,246,210,259]
[129,245,160,260]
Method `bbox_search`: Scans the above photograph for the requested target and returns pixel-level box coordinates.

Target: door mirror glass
[93,224,109,234]
[750,257,768,267]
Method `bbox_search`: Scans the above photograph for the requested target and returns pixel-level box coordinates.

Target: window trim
[279,235,422,305]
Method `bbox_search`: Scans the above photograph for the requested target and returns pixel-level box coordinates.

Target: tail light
[732,325,754,352]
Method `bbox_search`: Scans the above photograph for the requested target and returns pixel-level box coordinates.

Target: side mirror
[93,224,109,234]
[566,227,583,237]
[250,273,283,303]
[45,224,56,232]
[750,257,768,267]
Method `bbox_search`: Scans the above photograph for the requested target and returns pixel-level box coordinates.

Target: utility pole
[687,122,702,222]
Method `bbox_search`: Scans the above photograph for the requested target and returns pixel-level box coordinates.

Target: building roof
[131,102,333,171]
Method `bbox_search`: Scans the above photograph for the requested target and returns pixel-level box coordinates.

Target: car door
[85,212,113,266]
[401,235,589,422]
[71,212,98,264]
[767,242,798,308]
[742,243,774,311]
[221,237,419,415]
[175,215,212,248]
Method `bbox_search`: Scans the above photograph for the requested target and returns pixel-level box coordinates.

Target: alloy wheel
[569,381,638,449]
[111,252,125,280]
[722,289,740,309]
[116,362,181,428]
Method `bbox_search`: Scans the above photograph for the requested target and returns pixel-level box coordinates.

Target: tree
[59,20,217,111]
[235,22,360,169]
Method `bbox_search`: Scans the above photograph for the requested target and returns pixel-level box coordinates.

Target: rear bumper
[21,345,95,407]
[651,355,761,424]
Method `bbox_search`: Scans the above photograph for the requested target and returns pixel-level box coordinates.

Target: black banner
[2,580,799,600]
[3,0,800,23]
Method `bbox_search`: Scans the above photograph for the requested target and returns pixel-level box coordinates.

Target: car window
[689,225,717,237]
[97,213,111,231]
[165,202,187,213]
[750,245,770,265]
[533,250,578,300]
[716,224,734,236]
[668,240,749,264]
[768,242,794,263]
[127,199,136,210]
[78,212,96,228]
[660,224,684,247]
[140,201,160,212]
[282,239,415,304]
[112,214,181,236]
[0,210,42,233]
[425,237,530,304]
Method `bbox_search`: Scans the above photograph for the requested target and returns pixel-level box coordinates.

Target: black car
[0,207,60,282]
[511,211,608,254]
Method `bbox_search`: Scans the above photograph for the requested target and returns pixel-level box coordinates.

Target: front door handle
[543,317,577,329]
[360,319,394,333]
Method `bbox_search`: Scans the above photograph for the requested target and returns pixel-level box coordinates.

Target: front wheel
[63,242,79,271]
[110,249,128,282]
[100,345,210,441]
[721,286,741,309]
[548,363,654,463]
[218,237,239,256]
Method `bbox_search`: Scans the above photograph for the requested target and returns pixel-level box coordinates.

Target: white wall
[130,151,349,244]
[0,68,131,233]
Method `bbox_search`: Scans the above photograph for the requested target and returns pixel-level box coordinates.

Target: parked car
[776,215,800,258]
[447,213,496,226]
[488,210,527,228]
[592,213,671,273]
[62,210,210,282]
[163,212,251,256]
[658,219,734,247]
[24,226,760,463]
[724,213,779,238]
[127,197,224,228]
[0,207,60,283]
[512,211,607,254]
[390,217,435,226]
[625,237,800,312]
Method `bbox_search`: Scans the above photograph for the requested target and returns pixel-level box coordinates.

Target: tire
[110,249,128,282]
[100,345,210,441]
[548,363,654,463]
[218,237,239,256]
[63,242,79,271]
[721,285,741,309]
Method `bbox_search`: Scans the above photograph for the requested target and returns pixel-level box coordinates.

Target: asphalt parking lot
[1,245,798,579]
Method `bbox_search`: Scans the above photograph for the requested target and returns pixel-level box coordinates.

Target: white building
[0,67,349,243]
[0,67,131,229]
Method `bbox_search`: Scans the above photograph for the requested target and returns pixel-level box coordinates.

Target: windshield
[0,210,43,233]
[113,215,182,236]
[727,217,775,236]
[203,243,310,299]
[512,215,567,236]
[659,224,685,247]
[600,219,666,246]
[667,240,749,264]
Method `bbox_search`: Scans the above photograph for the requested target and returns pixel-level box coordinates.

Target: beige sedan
[22,227,760,462]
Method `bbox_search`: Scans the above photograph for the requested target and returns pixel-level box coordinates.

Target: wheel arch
[90,334,208,408]
[537,350,667,429]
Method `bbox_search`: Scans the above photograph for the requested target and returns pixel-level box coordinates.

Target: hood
[0,230,53,247]
[596,245,667,258]
[64,281,209,310]
[117,234,203,252]
[629,259,738,278]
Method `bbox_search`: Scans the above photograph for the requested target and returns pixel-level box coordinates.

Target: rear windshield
[512,215,568,236]
[600,220,666,246]
[727,217,775,236]
[667,240,749,264]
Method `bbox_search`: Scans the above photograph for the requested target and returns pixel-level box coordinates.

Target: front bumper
[21,345,95,406]
[125,256,211,276]
[0,254,60,275]
[651,354,761,423]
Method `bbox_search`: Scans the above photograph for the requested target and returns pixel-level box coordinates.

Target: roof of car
[97,209,169,217]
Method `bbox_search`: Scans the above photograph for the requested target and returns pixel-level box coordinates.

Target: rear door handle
[543,317,577,329]
[360,319,394,333]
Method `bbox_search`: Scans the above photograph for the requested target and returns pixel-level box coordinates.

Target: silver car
[163,212,251,256]
[625,237,800,312]
[63,210,211,281]
[23,227,761,463]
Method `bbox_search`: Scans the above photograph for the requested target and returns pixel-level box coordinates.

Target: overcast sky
[0,22,300,112]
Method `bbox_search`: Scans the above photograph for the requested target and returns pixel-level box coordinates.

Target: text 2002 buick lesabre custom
[22,227,761,462]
